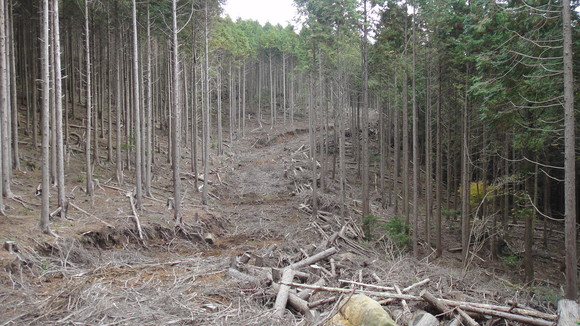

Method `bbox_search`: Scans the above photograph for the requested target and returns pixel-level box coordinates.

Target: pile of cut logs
[226,241,577,326]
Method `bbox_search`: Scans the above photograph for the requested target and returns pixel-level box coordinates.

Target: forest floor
[0,116,572,325]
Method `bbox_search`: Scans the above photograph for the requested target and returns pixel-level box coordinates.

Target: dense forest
[0,0,579,322]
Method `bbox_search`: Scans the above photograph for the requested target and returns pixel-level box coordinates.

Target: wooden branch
[296,277,326,300]
[379,278,430,304]
[421,290,452,316]
[272,282,316,321]
[49,206,62,219]
[396,285,410,314]
[439,299,558,321]
[457,305,552,326]
[281,282,420,301]
[339,279,395,292]
[273,269,295,318]
[69,202,114,228]
[127,193,144,240]
[402,278,430,292]
[456,307,479,326]
[290,281,556,325]
[289,247,338,270]
[308,296,337,309]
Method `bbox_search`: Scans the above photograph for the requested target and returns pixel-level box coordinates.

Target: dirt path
[0,126,562,325]
[0,127,326,325]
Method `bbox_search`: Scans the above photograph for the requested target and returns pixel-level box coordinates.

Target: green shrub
[383,216,412,250]
[502,255,521,268]
[363,214,380,241]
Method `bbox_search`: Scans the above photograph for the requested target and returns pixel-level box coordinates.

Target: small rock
[3,241,19,253]
[204,233,216,244]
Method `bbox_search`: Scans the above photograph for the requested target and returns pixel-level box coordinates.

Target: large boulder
[328,294,398,326]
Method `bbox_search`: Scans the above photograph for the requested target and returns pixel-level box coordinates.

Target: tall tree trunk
[53,0,66,218]
[8,1,18,171]
[132,0,143,209]
[202,0,210,205]
[107,13,112,162]
[145,5,153,197]
[402,67,409,222]
[0,0,6,216]
[0,0,12,199]
[424,49,432,248]
[435,59,443,257]
[461,72,470,264]
[217,66,223,155]
[562,0,577,300]
[39,0,51,233]
[393,72,399,214]
[309,74,318,217]
[411,2,419,256]
[242,62,246,137]
[269,51,274,128]
[282,53,287,126]
[172,0,182,223]
[524,166,534,283]
[191,33,198,191]
[116,26,123,185]
[84,0,94,200]
[361,0,371,239]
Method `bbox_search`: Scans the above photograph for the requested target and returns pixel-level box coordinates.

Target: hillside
[0,116,570,325]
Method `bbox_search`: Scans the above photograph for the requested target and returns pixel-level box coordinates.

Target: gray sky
[222,0,298,26]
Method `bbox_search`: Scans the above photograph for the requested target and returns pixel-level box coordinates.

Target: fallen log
[273,269,295,318]
[440,298,558,321]
[457,305,552,326]
[421,290,479,326]
[296,277,326,300]
[308,296,337,309]
[557,299,579,326]
[289,247,338,270]
[285,281,557,325]
[281,282,420,301]
[420,290,453,317]
[456,307,479,326]
[271,282,317,321]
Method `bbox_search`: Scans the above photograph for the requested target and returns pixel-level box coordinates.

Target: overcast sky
[222,0,299,26]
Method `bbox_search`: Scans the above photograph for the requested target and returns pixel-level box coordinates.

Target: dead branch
[338,279,395,292]
[69,202,114,228]
[289,247,338,270]
[271,282,317,321]
[456,305,552,326]
[273,269,295,318]
[281,282,419,301]
[127,192,144,240]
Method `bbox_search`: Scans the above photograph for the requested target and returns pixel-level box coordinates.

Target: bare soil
[0,117,568,325]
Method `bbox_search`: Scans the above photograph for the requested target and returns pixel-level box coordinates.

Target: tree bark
[0,0,12,199]
[435,59,442,257]
[361,0,371,239]
[132,0,143,210]
[145,5,153,197]
[115,24,123,185]
[411,2,419,256]
[461,71,470,264]
[39,0,51,232]
[172,0,182,223]
[53,0,66,218]
[8,1,18,172]
[202,0,210,205]
[562,0,577,300]
[84,0,94,200]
